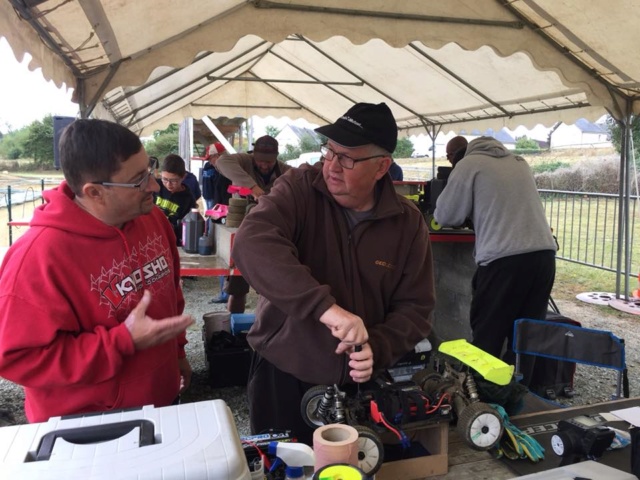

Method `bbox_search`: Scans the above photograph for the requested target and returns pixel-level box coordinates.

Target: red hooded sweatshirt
[0,182,187,422]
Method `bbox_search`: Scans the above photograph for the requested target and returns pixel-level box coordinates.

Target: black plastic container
[182,208,204,253]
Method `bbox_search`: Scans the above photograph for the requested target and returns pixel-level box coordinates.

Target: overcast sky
[0,38,79,134]
[0,37,317,139]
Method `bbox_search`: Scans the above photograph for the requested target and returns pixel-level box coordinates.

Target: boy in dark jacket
[154,154,197,246]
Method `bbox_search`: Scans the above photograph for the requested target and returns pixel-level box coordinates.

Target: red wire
[241,440,271,470]
[379,411,403,441]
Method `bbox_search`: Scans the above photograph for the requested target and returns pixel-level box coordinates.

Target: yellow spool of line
[313,463,365,480]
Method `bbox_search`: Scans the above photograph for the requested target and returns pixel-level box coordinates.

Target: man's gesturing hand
[125,290,194,350]
[319,304,368,354]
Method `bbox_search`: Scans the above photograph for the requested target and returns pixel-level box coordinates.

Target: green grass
[553,261,622,299]
[541,194,640,275]
[531,160,571,174]
[553,260,637,322]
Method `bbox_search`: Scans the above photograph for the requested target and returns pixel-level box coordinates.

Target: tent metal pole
[614,118,624,297]
[296,36,435,127]
[252,1,525,29]
[623,103,634,299]
[615,113,630,298]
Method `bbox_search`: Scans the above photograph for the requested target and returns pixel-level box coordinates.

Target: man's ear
[374,156,393,180]
[80,183,105,203]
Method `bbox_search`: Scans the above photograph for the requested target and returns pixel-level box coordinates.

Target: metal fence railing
[539,189,639,276]
[2,181,639,276]
[2,179,46,246]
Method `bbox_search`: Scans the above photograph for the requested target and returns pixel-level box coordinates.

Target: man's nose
[147,176,160,192]
[328,156,343,172]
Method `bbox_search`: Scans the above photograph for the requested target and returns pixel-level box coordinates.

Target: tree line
[6,114,625,172]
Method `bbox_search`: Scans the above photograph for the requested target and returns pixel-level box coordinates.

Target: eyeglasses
[92,157,158,190]
[161,177,182,185]
[320,144,386,170]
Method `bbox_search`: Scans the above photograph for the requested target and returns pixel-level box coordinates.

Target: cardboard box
[375,421,448,479]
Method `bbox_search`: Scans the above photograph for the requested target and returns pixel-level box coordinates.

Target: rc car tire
[412,370,444,396]
[353,425,384,476]
[457,402,503,451]
[300,385,331,428]
[229,198,248,207]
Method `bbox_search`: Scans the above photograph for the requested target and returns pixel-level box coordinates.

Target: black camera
[550,415,615,460]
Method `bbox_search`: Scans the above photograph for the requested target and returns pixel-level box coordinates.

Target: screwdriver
[354,345,362,397]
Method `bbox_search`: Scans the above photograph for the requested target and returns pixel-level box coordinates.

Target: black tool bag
[526,299,581,400]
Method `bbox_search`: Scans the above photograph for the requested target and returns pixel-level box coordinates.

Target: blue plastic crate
[230,313,256,336]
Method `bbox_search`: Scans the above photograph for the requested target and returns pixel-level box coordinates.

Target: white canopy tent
[1,0,639,291]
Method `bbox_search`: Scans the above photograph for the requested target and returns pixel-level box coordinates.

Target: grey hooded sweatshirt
[434,136,556,265]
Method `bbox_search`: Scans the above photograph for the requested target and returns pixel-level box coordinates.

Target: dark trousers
[470,250,556,386]
[224,275,250,296]
[247,353,316,445]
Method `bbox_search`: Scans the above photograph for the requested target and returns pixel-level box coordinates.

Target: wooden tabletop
[430,396,640,479]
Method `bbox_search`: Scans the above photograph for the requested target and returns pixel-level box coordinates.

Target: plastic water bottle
[182,208,204,253]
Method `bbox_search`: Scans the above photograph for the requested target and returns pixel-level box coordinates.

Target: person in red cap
[216,135,292,312]
[202,141,230,212]
[232,103,435,445]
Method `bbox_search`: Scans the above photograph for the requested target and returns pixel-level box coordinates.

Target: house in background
[411,127,517,159]
[275,124,322,150]
[507,116,612,150]
[459,128,517,150]
[549,118,611,149]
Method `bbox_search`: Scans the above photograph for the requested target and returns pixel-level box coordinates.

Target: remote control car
[411,339,515,452]
[300,374,452,477]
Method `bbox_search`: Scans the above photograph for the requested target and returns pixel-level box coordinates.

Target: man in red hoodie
[0,119,193,422]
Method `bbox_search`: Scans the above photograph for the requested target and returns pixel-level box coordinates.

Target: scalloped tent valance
[1,0,638,135]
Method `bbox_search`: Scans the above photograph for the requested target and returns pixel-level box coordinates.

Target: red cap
[206,142,225,157]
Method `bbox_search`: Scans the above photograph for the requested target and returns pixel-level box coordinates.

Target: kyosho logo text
[103,256,170,307]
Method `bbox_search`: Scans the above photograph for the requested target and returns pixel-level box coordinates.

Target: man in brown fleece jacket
[232,103,435,445]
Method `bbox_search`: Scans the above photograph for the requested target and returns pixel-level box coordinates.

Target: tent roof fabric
[1,0,638,135]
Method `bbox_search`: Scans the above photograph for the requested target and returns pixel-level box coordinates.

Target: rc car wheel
[300,385,332,428]
[412,370,444,396]
[456,402,503,451]
[353,425,384,476]
[220,217,226,225]
[229,198,248,207]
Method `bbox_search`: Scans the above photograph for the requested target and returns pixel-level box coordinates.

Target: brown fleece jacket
[232,164,435,385]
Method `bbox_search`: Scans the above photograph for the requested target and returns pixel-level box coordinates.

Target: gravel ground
[0,276,638,431]
[0,276,253,434]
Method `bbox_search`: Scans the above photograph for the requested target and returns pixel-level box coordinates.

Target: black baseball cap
[315,102,398,153]
[253,135,279,154]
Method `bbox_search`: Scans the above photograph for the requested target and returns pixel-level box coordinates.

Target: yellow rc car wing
[438,339,514,385]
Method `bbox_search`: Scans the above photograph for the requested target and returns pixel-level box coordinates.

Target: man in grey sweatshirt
[434,136,556,385]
